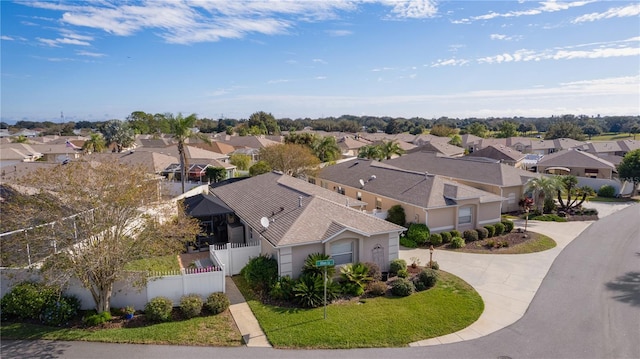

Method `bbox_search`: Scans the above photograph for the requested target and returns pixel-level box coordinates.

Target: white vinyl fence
[210,241,261,276]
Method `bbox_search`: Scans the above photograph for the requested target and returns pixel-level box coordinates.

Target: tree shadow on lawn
[605,271,640,307]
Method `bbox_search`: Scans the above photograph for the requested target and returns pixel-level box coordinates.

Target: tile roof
[210,172,403,247]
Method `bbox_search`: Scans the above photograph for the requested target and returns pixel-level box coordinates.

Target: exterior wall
[477,202,503,226]
[288,242,324,279]
[538,165,613,179]
[501,185,523,213]
[425,207,456,233]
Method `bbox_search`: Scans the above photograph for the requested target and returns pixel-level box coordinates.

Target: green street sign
[315,259,335,267]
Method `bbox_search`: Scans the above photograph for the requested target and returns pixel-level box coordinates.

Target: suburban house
[337,135,373,157]
[573,139,640,166]
[466,144,526,168]
[536,148,617,179]
[383,151,539,213]
[407,141,465,157]
[313,159,505,234]
[210,172,405,277]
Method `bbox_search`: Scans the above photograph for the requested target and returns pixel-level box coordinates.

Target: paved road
[2,204,639,359]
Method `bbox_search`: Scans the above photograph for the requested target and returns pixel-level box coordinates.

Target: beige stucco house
[536,148,617,179]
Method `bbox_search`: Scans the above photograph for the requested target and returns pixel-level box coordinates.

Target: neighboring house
[1,143,82,164]
[536,148,617,179]
[407,141,465,157]
[337,135,372,157]
[84,151,178,174]
[212,134,281,149]
[529,138,585,155]
[466,145,526,168]
[161,160,235,182]
[314,159,505,233]
[384,151,539,213]
[572,140,640,164]
[210,172,404,278]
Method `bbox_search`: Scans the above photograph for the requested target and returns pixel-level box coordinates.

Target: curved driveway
[2,204,639,359]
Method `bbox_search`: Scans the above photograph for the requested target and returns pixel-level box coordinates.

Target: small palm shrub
[484,225,495,237]
[180,294,203,318]
[476,227,489,240]
[502,220,514,233]
[543,197,556,214]
[269,276,295,301]
[450,236,465,248]
[463,230,478,242]
[41,295,81,326]
[340,263,373,296]
[0,281,59,320]
[241,254,278,293]
[440,231,452,243]
[390,278,415,297]
[429,233,443,246]
[145,296,173,322]
[406,223,430,246]
[83,311,112,326]
[450,230,461,238]
[205,292,230,314]
[293,274,340,308]
[367,281,388,296]
[493,222,506,236]
[302,253,336,277]
[362,262,382,281]
[598,184,615,198]
[413,268,438,291]
[389,259,407,276]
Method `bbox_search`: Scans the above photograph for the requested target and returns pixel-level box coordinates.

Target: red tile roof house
[210,172,405,277]
[313,159,505,234]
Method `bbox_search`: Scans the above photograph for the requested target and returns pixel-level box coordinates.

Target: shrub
[389,259,407,276]
[340,263,372,296]
[390,278,415,297]
[362,262,382,281]
[440,231,452,243]
[450,230,461,238]
[0,281,60,320]
[367,281,388,297]
[293,274,340,308]
[476,227,488,240]
[493,222,505,236]
[543,197,557,214]
[406,223,430,246]
[597,184,616,198]
[413,268,438,291]
[180,294,203,319]
[450,236,465,249]
[241,254,279,292]
[502,220,514,233]
[429,233,443,246]
[41,295,81,326]
[484,225,495,237]
[385,204,406,226]
[83,311,112,326]
[302,253,336,277]
[145,296,173,322]
[397,269,409,278]
[205,292,230,314]
[399,236,417,248]
[530,214,568,222]
[463,230,478,242]
[430,261,440,270]
[269,276,295,301]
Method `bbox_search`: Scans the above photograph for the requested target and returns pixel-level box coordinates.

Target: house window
[585,169,598,178]
[458,206,472,225]
[357,191,362,201]
[337,186,345,195]
[308,178,316,185]
[375,197,382,210]
[331,241,353,265]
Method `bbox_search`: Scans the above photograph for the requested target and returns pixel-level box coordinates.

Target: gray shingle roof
[537,148,616,169]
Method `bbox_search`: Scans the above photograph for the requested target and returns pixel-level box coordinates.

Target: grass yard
[124,255,180,272]
[234,272,483,349]
[0,311,242,346]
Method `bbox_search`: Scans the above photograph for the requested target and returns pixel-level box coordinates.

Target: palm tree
[380,140,404,160]
[524,176,563,213]
[82,133,106,154]
[358,145,383,161]
[169,113,211,193]
[311,136,341,162]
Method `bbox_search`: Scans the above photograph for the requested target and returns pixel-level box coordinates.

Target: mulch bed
[436,231,542,253]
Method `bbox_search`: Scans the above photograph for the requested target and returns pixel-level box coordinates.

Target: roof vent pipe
[299,196,303,207]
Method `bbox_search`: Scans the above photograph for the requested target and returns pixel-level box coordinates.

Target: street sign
[315,259,335,267]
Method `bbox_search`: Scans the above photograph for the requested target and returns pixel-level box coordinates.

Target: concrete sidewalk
[225,277,271,348]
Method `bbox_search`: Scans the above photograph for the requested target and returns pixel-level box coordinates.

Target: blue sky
[1,1,639,123]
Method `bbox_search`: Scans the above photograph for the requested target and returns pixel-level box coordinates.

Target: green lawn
[124,255,180,272]
[589,133,635,141]
[586,196,639,203]
[234,272,483,349]
[0,311,242,346]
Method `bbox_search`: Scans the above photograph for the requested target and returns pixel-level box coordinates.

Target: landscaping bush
[241,254,278,292]
[389,259,407,276]
[340,263,372,296]
[530,214,568,222]
[440,231,452,243]
[399,236,417,248]
[463,230,478,242]
[493,222,505,236]
[476,227,488,240]
[293,274,340,308]
[83,311,112,326]
[144,296,173,322]
[502,220,514,233]
[450,236,465,249]
[390,278,415,297]
[180,294,203,319]
[0,281,60,320]
[429,233,443,246]
[413,268,438,291]
[269,276,295,301]
[205,292,230,314]
[397,269,409,278]
[430,261,440,270]
[385,204,406,226]
[406,223,430,246]
[597,184,616,198]
[484,225,495,237]
[450,230,461,238]
[41,295,81,326]
[362,262,382,281]
[543,197,556,214]
[367,281,388,297]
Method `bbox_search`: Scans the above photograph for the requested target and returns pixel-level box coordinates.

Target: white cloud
[313,59,328,64]
[490,33,521,41]
[459,0,595,23]
[76,50,106,58]
[325,29,353,37]
[572,3,640,23]
[315,76,327,80]
[37,36,91,47]
[430,58,469,67]
[383,0,438,19]
[1,35,14,41]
